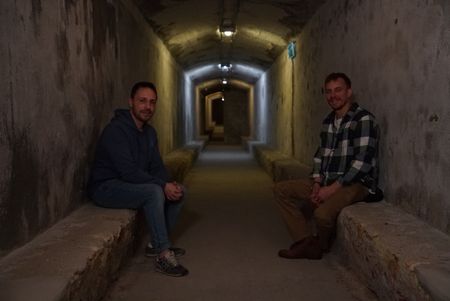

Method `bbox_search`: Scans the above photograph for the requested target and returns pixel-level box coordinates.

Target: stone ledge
[272,159,311,182]
[241,138,265,155]
[252,145,311,182]
[163,141,204,183]
[0,204,138,301]
[337,201,450,301]
[253,145,290,179]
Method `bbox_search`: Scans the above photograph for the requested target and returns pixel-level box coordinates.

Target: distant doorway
[199,82,252,145]
[210,98,224,141]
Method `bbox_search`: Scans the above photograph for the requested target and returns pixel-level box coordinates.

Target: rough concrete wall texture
[117,0,184,155]
[264,0,450,234]
[0,0,184,256]
[258,50,295,155]
[223,89,250,144]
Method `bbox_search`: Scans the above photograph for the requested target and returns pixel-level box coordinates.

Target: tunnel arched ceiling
[134,0,326,82]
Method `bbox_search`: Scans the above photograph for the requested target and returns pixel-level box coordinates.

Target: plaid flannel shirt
[312,102,379,191]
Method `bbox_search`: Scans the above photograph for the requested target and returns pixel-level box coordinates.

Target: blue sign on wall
[287,41,296,59]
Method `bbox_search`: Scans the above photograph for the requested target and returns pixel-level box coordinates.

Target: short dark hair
[130,81,157,98]
[324,73,352,88]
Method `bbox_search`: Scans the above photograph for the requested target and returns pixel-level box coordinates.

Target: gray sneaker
[146,245,186,257]
[155,251,189,277]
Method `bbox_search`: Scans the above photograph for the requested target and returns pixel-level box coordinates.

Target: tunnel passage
[1,1,450,300]
[199,80,251,144]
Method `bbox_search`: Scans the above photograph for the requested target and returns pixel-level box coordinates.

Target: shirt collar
[325,102,359,124]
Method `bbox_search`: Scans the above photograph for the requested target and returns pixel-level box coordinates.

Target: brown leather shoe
[288,236,308,249]
[278,236,323,260]
[278,238,309,258]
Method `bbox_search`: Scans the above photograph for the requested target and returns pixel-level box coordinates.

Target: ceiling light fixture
[222,78,228,84]
[221,25,235,37]
[218,63,232,72]
[219,20,236,39]
[223,30,233,37]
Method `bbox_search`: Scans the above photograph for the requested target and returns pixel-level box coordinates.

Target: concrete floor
[104,145,376,301]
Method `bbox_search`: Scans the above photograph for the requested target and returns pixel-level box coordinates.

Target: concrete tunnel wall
[0,0,187,255]
[256,0,450,234]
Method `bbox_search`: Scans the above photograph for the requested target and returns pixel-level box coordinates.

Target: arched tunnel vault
[134,0,327,71]
[134,0,328,147]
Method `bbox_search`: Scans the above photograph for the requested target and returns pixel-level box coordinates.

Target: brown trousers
[274,178,368,250]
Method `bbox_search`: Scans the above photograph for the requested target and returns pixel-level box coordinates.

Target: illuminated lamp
[218,63,232,72]
[220,24,236,38]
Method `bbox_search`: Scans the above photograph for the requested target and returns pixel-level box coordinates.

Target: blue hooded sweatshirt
[87,109,169,197]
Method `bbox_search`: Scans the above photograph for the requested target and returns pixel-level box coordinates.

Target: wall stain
[92,0,117,63]
[55,29,70,91]
[62,102,76,135]
[0,130,40,251]
[428,114,439,122]
[31,0,42,36]
[272,0,328,35]
[265,44,283,60]
[136,0,166,17]
[394,31,410,70]
[64,0,80,26]
[424,132,440,165]
[65,0,77,13]
[344,0,350,12]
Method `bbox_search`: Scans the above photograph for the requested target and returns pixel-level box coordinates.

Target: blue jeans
[91,179,184,251]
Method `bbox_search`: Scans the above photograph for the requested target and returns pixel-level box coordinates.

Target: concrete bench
[253,145,291,180]
[252,145,450,300]
[252,145,311,182]
[0,144,202,301]
[164,142,203,182]
[337,202,450,301]
[0,205,138,301]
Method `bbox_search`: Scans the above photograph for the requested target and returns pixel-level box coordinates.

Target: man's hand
[309,182,321,206]
[311,181,342,207]
[164,182,184,201]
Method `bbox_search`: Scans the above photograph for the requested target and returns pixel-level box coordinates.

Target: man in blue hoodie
[87,82,188,277]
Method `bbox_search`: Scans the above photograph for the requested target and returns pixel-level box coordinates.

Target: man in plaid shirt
[274,73,380,259]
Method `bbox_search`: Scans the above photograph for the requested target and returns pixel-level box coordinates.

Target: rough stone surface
[336,202,450,301]
[0,204,138,301]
